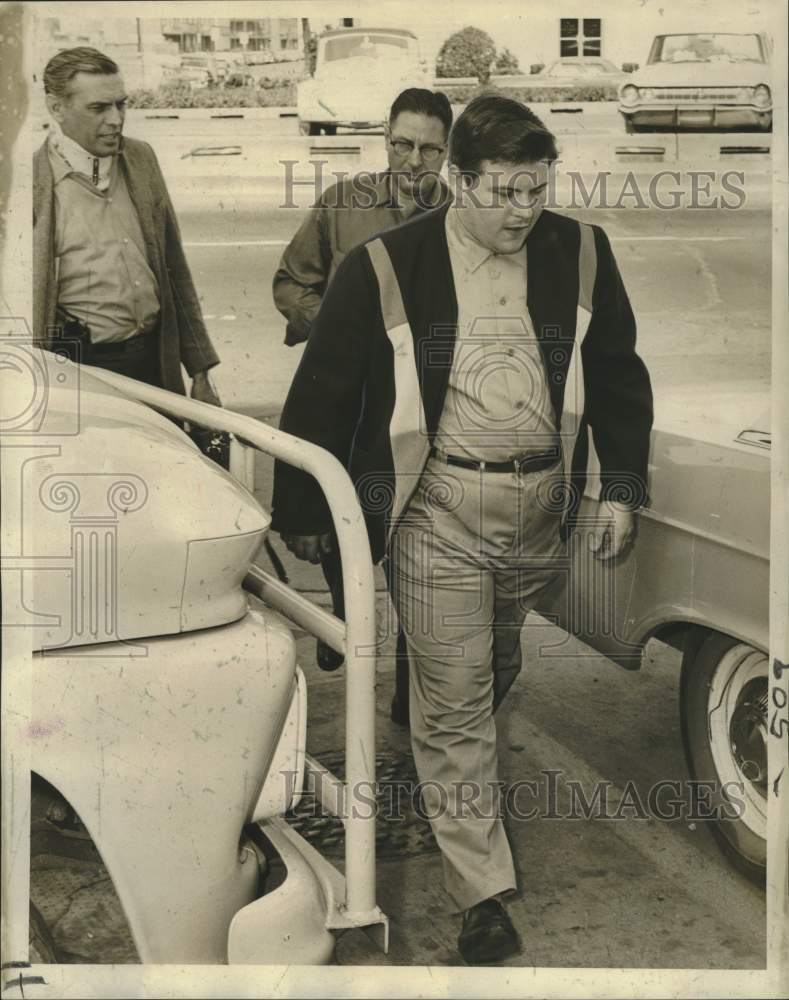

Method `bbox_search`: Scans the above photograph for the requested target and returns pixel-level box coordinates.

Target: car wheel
[308,122,321,136]
[680,632,767,885]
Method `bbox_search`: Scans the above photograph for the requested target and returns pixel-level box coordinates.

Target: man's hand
[191,370,221,407]
[281,532,333,564]
[589,501,636,562]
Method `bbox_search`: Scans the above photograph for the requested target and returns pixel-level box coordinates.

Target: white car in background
[297,27,430,135]
[618,31,773,132]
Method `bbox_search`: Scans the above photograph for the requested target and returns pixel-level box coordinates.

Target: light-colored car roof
[321,27,417,39]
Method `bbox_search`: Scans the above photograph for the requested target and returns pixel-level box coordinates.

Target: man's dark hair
[43,47,120,100]
[389,88,453,136]
[449,94,558,177]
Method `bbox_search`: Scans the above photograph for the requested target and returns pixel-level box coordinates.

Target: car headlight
[620,84,640,106]
[752,84,771,108]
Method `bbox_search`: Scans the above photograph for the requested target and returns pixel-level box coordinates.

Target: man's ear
[45,92,66,125]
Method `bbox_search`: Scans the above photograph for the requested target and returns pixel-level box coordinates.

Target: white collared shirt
[434,207,557,462]
[47,134,161,343]
[48,123,114,191]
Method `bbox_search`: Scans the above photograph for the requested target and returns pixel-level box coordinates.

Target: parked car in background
[537,379,770,884]
[171,53,228,89]
[225,49,292,87]
[297,27,430,135]
[618,31,773,132]
[7,348,386,964]
[537,56,628,86]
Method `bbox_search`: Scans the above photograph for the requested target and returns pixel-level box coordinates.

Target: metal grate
[286,749,440,859]
[649,88,744,101]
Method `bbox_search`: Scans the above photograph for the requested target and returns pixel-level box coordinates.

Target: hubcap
[728,678,768,792]
[707,644,768,838]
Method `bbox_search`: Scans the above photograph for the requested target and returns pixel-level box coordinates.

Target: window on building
[230,37,241,50]
[560,17,602,57]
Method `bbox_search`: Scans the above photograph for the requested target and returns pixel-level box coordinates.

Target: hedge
[127,81,296,109]
[126,79,618,111]
[440,82,620,103]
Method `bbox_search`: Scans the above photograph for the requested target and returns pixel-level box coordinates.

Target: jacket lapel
[33,142,56,341]
[526,212,580,427]
[120,142,160,269]
[413,206,458,438]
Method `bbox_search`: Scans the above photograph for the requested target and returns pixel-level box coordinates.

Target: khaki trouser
[389,454,565,911]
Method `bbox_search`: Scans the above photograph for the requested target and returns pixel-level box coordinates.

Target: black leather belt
[88,326,158,357]
[429,446,561,474]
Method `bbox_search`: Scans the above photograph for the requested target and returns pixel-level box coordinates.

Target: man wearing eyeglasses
[273,87,452,346]
[273,95,653,964]
[273,87,452,684]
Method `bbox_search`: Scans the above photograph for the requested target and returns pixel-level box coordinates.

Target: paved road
[112,118,771,418]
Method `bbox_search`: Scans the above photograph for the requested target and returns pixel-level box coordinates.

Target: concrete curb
[126,101,624,122]
[127,106,298,121]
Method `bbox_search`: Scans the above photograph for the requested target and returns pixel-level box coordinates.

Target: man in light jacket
[33,47,220,404]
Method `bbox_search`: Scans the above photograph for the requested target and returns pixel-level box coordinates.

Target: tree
[436,26,496,84]
[494,46,521,75]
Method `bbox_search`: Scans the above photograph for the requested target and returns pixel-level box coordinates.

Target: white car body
[297,27,430,134]
[5,349,386,964]
[618,31,773,131]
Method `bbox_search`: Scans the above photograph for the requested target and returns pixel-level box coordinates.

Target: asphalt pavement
[111,113,772,419]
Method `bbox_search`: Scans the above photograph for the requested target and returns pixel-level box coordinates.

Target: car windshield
[650,33,764,64]
[323,33,411,62]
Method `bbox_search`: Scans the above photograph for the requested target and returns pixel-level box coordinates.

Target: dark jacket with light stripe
[272,204,653,563]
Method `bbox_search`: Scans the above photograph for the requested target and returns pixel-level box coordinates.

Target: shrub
[436,26,496,83]
[438,82,620,103]
[126,81,296,109]
[494,47,521,75]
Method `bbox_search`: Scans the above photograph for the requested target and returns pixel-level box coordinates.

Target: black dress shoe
[458,898,520,965]
[316,639,344,672]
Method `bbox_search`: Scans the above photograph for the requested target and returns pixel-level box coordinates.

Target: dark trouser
[83,328,163,386]
[321,542,410,721]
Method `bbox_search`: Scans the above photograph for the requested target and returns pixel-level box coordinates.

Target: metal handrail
[81,366,379,923]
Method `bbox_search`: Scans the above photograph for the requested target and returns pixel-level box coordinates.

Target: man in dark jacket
[272,96,653,964]
[33,47,220,404]
[273,87,452,685]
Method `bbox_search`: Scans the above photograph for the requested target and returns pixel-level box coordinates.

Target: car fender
[30,608,297,964]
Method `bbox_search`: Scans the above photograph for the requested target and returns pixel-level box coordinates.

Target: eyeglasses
[389,138,446,164]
